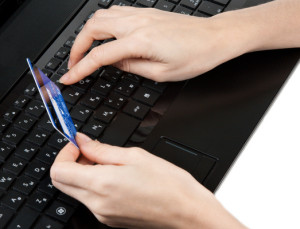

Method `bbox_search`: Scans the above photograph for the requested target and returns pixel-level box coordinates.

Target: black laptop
[0,0,299,228]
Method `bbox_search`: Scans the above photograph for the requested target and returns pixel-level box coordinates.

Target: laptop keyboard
[0,0,231,228]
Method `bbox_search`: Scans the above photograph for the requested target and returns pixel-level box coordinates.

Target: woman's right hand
[59,6,254,85]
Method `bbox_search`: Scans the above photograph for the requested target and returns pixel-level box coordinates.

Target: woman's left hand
[50,133,232,228]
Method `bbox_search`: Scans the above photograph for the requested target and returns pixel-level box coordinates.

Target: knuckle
[85,17,97,30]
[89,46,103,64]
[94,9,106,17]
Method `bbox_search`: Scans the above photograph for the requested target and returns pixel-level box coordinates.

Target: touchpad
[152,138,216,183]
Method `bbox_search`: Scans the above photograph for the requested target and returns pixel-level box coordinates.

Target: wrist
[173,179,246,229]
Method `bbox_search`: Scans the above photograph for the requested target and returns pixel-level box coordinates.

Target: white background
[216,60,300,228]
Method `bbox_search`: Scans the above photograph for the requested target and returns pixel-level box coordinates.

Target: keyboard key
[142,79,167,93]
[0,142,13,161]
[155,0,175,11]
[36,146,58,165]
[112,0,131,6]
[38,177,58,197]
[26,129,50,146]
[212,0,229,5]
[50,74,65,90]
[80,92,102,109]
[0,119,9,133]
[48,132,69,150]
[0,206,14,228]
[100,113,140,146]
[82,119,106,138]
[137,0,157,7]
[7,206,39,229]
[46,201,75,223]
[94,106,117,123]
[123,73,141,83]
[38,114,55,133]
[133,87,160,106]
[26,191,51,212]
[180,0,201,9]
[3,156,27,175]
[173,5,193,14]
[57,61,68,75]
[197,1,224,15]
[13,95,30,109]
[33,216,64,229]
[12,175,37,195]
[0,172,15,191]
[105,92,127,110]
[70,105,92,122]
[75,22,85,34]
[25,100,45,118]
[168,0,180,4]
[62,88,83,105]
[14,113,36,131]
[100,66,123,83]
[88,40,101,52]
[41,69,53,78]
[91,78,113,96]
[2,128,25,146]
[1,190,26,210]
[25,160,49,180]
[57,193,79,207]
[64,36,75,48]
[71,77,94,92]
[193,10,209,17]
[45,58,62,71]
[98,0,113,8]
[73,120,83,131]
[84,11,95,22]
[123,100,150,120]
[24,83,37,96]
[55,47,70,60]
[3,107,20,122]
[15,142,39,161]
[115,79,137,96]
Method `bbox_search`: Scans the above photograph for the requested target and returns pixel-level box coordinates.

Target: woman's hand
[59,6,253,84]
[50,133,245,228]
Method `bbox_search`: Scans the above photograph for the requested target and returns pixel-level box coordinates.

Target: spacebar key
[100,113,140,146]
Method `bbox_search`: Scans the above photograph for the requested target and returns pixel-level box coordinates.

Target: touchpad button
[152,138,216,182]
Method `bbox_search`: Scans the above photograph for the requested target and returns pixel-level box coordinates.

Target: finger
[76,132,132,165]
[54,142,80,163]
[60,38,139,84]
[51,142,95,187]
[113,59,167,82]
[50,159,96,188]
[69,18,118,68]
[77,154,94,165]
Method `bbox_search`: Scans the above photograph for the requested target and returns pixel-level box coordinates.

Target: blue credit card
[26,58,78,148]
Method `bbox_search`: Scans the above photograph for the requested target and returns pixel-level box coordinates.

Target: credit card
[26,58,78,148]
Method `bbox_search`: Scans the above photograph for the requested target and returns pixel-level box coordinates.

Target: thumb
[76,132,130,165]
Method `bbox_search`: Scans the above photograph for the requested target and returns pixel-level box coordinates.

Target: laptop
[0,0,299,228]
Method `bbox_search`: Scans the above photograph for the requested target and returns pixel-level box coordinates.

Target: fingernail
[76,132,92,143]
[67,59,72,69]
[59,73,69,84]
